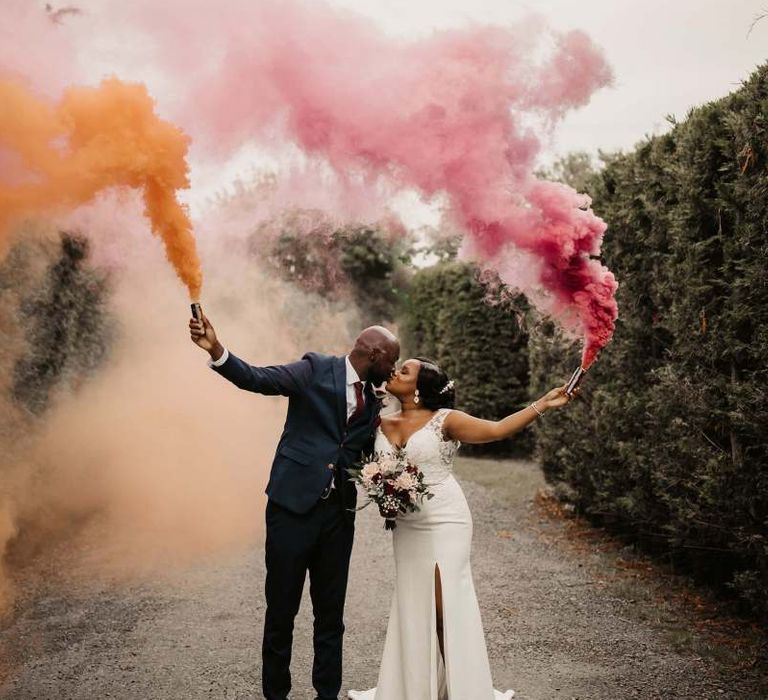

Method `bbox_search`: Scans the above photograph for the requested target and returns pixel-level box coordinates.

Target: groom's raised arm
[189,312,312,396]
[210,350,313,396]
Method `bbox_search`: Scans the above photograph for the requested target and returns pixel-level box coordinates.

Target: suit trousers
[262,489,355,700]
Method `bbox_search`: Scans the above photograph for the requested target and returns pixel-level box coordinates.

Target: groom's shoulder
[298,351,341,369]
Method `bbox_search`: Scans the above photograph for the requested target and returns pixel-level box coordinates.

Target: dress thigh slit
[434,561,449,700]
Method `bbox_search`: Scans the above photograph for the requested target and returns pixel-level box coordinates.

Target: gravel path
[1,458,765,699]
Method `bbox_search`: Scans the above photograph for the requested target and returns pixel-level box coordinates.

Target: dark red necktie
[348,381,365,424]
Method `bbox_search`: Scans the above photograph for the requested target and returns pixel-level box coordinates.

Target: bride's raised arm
[443,385,577,444]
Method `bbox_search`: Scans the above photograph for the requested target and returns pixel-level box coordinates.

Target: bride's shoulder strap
[432,407,453,435]
[432,408,460,447]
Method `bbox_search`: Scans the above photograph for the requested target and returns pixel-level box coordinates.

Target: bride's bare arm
[443,385,576,444]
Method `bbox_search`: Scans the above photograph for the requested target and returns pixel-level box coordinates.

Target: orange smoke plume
[0,77,202,298]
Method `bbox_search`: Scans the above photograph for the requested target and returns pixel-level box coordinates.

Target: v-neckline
[379,411,439,451]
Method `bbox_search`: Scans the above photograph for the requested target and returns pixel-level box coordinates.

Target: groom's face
[368,346,399,386]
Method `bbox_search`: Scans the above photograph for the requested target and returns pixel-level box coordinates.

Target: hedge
[401,261,532,456]
[529,64,768,617]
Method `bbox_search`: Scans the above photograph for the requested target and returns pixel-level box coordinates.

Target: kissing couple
[189,315,576,700]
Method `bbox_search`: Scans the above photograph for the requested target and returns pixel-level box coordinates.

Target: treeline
[401,64,768,617]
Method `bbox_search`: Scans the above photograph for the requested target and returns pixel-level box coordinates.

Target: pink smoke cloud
[4,0,618,366]
[126,0,618,366]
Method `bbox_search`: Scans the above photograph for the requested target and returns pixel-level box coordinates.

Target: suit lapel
[333,356,347,430]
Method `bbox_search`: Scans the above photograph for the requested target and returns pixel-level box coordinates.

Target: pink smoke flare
[145,0,617,366]
[60,0,618,365]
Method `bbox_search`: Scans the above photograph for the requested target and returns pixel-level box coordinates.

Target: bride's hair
[415,357,456,410]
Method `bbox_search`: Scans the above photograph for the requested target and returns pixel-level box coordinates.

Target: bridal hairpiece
[439,380,454,395]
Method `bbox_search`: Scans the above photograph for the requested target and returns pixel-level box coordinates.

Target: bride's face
[385,358,420,399]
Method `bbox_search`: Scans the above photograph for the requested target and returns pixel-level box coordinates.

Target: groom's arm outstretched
[189,313,311,396]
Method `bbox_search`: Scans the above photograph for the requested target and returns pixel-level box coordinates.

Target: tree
[9,233,113,414]
[253,209,412,325]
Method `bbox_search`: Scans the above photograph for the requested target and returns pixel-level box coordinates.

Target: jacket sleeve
[211,350,314,396]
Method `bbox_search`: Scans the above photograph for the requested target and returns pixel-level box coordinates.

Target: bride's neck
[400,400,427,413]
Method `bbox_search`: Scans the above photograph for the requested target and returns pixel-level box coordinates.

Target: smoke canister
[565,366,587,396]
[191,302,203,322]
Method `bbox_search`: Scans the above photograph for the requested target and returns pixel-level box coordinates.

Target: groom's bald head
[354,325,399,354]
[349,326,400,385]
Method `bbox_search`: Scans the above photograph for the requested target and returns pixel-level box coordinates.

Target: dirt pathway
[1,458,765,699]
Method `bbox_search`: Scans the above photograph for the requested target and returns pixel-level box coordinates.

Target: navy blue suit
[211,350,380,700]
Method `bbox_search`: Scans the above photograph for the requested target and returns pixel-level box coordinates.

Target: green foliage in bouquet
[529,63,768,618]
[400,261,532,457]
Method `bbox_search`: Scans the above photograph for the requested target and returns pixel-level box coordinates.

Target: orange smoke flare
[0,77,202,298]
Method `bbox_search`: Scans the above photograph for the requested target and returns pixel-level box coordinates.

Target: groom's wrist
[209,342,225,362]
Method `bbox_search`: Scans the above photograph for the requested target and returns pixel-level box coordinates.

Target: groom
[189,313,400,700]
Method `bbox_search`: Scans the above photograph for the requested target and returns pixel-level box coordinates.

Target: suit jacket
[212,351,380,517]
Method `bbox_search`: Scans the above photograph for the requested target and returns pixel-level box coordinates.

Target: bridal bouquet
[348,452,433,530]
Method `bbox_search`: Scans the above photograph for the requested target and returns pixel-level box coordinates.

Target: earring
[413,389,420,405]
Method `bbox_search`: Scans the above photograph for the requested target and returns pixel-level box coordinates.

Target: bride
[348,357,576,700]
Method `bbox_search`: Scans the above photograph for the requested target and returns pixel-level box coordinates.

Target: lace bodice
[374,408,460,485]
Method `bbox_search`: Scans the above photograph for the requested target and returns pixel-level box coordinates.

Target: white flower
[393,472,417,492]
[362,463,382,480]
[378,457,398,476]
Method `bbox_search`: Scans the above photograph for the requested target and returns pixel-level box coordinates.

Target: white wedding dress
[348,409,514,700]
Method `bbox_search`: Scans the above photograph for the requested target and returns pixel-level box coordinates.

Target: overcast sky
[327,0,768,164]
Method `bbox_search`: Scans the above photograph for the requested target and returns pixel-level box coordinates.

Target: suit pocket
[278,443,337,468]
[277,443,316,466]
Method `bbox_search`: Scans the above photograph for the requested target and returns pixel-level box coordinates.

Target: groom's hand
[189,313,224,360]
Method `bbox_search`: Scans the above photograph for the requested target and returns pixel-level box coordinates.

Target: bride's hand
[539,385,579,411]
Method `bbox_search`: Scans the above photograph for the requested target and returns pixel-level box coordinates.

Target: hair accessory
[439,379,454,395]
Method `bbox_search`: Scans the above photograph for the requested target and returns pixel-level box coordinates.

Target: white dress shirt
[208,347,230,368]
[344,354,365,420]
